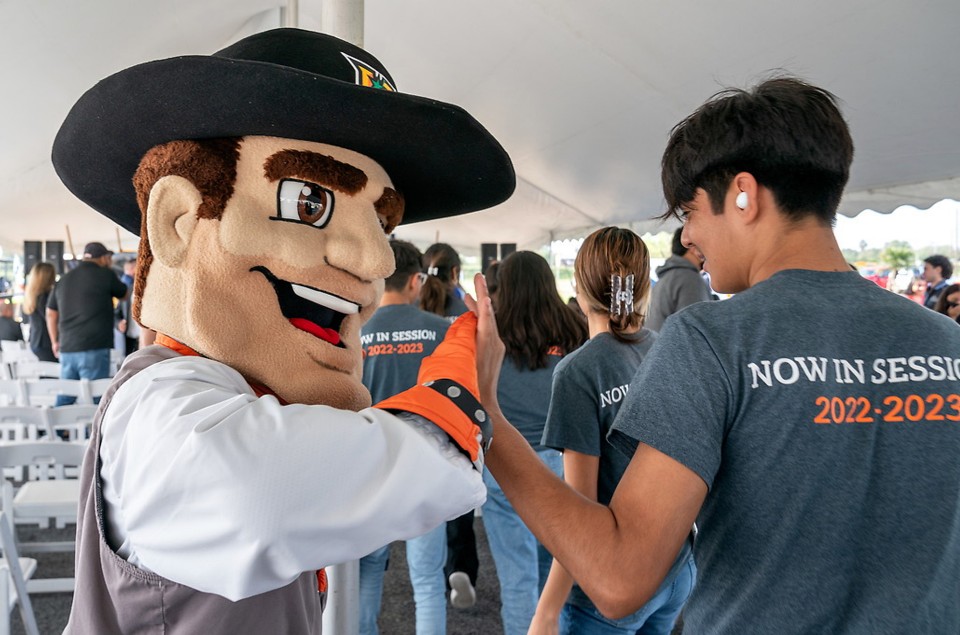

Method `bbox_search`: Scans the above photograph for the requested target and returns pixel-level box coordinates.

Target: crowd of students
[358,76,960,635]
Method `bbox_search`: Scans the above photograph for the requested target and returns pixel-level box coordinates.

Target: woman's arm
[529,449,599,634]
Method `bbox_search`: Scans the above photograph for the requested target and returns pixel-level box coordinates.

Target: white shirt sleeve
[99,355,485,601]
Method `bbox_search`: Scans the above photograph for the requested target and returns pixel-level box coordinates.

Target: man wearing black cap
[52,28,514,633]
[46,241,128,402]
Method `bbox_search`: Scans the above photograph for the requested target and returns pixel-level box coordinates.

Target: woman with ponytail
[420,242,468,319]
[482,250,587,635]
[530,227,696,635]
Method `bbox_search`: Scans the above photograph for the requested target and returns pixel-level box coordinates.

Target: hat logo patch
[342,53,395,92]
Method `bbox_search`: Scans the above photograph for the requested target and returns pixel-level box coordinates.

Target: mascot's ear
[146,175,202,268]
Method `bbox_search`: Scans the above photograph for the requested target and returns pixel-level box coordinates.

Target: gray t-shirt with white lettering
[610,269,960,634]
[542,330,657,505]
[361,304,449,404]
[543,330,701,613]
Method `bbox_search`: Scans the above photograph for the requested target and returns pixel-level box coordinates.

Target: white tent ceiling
[1,0,958,258]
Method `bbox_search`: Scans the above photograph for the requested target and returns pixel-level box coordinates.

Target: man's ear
[730,172,761,224]
[146,175,203,268]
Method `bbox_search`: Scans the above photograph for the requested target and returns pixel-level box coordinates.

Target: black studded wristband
[423,378,492,452]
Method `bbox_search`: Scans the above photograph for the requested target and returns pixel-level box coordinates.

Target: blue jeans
[482,449,563,635]
[559,555,697,635]
[57,348,111,406]
[358,521,448,635]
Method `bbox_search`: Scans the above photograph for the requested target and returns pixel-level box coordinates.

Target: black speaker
[23,241,42,278]
[499,243,517,260]
[481,243,498,274]
[45,241,66,276]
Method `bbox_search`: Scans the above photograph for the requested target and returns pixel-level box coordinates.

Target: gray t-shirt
[361,304,449,404]
[543,330,698,612]
[542,330,657,505]
[498,349,565,451]
[610,269,960,633]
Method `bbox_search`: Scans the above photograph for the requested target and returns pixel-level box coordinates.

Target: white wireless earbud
[736,191,748,209]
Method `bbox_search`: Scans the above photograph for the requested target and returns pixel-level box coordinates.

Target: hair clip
[610,274,634,317]
[426,266,439,276]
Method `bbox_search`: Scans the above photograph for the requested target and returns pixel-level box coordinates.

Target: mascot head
[52,29,514,409]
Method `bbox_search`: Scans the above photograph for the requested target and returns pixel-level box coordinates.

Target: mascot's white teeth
[290,283,360,315]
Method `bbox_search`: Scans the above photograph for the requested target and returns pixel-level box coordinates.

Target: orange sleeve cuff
[375,384,481,462]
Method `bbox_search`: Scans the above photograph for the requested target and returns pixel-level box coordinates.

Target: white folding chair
[21,379,88,407]
[11,361,59,381]
[0,424,33,483]
[83,377,113,404]
[0,345,36,383]
[0,510,38,635]
[0,381,25,408]
[0,437,84,532]
[0,441,85,594]
[0,409,44,480]
[0,342,28,358]
[44,404,97,444]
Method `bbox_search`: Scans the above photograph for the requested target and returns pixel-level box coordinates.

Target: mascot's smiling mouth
[251,266,359,348]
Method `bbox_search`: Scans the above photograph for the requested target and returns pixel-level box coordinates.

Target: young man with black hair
[475,77,960,633]
[922,254,953,309]
[646,227,711,331]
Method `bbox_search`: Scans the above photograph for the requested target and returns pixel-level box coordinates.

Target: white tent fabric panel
[1,0,958,256]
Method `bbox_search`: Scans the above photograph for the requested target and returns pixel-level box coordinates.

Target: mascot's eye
[277,179,335,228]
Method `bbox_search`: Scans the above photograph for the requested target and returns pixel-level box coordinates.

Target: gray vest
[66,346,325,634]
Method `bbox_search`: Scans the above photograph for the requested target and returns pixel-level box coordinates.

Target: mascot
[51,28,514,633]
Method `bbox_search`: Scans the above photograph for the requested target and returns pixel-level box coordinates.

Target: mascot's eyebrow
[374,187,404,231]
[264,149,368,194]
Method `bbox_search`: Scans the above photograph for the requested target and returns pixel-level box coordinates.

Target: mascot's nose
[325,209,395,282]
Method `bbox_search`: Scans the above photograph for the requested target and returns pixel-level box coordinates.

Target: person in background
[421,243,469,319]
[483,250,587,635]
[22,262,57,361]
[921,254,952,309]
[933,282,960,323]
[0,301,24,343]
[531,227,695,635]
[645,227,712,331]
[484,260,501,301]
[46,242,128,403]
[114,259,141,358]
[358,240,453,635]
[420,241,478,608]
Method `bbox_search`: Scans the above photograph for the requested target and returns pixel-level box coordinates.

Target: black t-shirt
[27,291,56,361]
[47,261,128,352]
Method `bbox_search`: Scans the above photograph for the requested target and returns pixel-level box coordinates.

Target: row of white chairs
[0,340,122,381]
[0,377,111,409]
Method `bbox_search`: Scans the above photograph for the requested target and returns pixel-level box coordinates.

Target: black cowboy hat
[52,28,515,235]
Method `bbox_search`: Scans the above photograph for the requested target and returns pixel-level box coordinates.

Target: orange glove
[375,312,491,464]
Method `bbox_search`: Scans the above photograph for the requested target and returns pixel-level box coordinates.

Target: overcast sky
[833,198,960,252]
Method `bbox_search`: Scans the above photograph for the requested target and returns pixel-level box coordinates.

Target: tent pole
[320,2,364,631]
[321,0,364,47]
[281,0,299,27]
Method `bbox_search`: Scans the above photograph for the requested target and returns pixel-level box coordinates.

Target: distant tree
[841,248,859,262]
[916,244,959,261]
[881,240,915,270]
[643,230,674,259]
